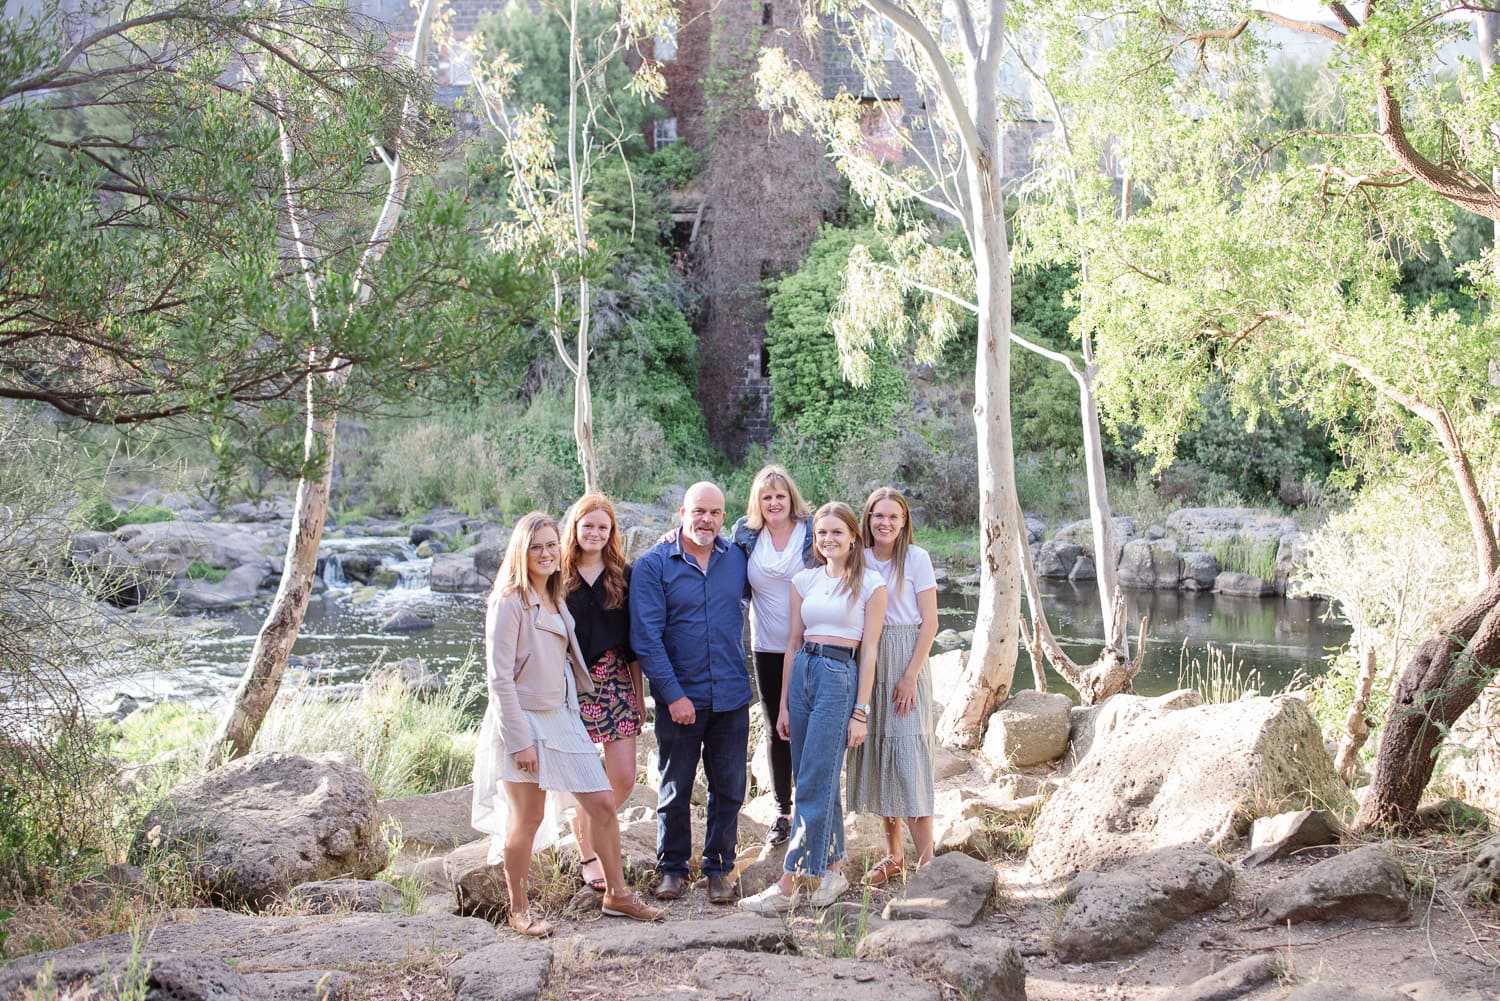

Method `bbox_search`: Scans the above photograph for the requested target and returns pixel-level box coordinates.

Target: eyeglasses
[527,540,560,554]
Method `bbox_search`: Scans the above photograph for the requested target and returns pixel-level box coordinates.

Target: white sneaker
[738,882,797,915]
[808,870,849,907]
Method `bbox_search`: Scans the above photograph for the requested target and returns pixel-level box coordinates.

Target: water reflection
[937,580,1349,697]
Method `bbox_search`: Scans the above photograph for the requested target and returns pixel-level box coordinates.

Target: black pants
[754,650,793,816]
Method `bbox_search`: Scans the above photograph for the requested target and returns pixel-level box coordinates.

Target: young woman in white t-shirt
[847,487,940,885]
[730,464,817,848]
[740,502,887,914]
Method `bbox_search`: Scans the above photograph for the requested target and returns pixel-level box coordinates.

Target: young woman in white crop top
[739,502,887,915]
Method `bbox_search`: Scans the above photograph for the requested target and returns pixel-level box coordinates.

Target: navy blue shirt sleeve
[629,548,684,705]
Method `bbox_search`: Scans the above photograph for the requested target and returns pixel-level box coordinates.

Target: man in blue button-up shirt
[630,481,750,903]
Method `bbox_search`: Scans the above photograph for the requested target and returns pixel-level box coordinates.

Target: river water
[149,545,1349,707]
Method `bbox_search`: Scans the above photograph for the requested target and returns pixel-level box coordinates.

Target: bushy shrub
[1294,476,1475,750]
[766,224,910,458]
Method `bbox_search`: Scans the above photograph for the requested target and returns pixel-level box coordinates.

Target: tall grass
[1204,536,1280,581]
[1177,643,1264,704]
[253,658,484,799]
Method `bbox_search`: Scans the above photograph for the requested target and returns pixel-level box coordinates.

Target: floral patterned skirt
[577,647,642,744]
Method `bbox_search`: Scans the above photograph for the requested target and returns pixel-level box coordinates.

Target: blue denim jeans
[654,703,749,878]
[783,649,856,878]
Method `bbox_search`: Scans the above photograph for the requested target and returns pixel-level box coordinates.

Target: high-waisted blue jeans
[783,648,856,878]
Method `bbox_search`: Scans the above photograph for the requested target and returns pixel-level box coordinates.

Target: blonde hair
[562,493,627,610]
[812,501,865,607]
[861,487,914,592]
[743,464,812,530]
[492,511,563,606]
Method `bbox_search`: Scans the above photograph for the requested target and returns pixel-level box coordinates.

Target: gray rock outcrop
[1028,695,1351,881]
[1117,538,1182,589]
[430,551,492,593]
[691,949,940,1001]
[1455,833,1500,904]
[134,752,387,908]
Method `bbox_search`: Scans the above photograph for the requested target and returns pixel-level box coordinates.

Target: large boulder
[1053,847,1234,962]
[1054,516,1137,561]
[882,850,996,925]
[170,563,271,611]
[134,751,387,908]
[981,690,1073,769]
[1034,541,1082,579]
[68,530,155,606]
[115,520,280,578]
[430,551,492,593]
[1455,833,1500,905]
[1027,695,1351,881]
[857,921,1027,1001]
[1117,538,1182,589]
[1216,571,1275,597]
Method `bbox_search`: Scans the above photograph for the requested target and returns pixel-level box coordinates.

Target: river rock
[1034,541,1082,578]
[981,690,1072,769]
[171,563,272,611]
[381,607,435,633]
[69,530,154,606]
[1414,797,1490,833]
[445,838,508,919]
[1282,987,1407,1001]
[1256,845,1409,924]
[366,657,441,696]
[1054,516,1137,559]
[856,921,1027,1001]
[1241,809,1345,867]
[1175,954,1280,1001]
[1028,695,1350,881]
[430,551,491,593]
[1061,689,1203,773]
[1164,508,1298,549]
[1117,538,1182,589]
[693,949,939,1001]
[134,751,387,908]
[446,940,553,1001]
[586,913,794,957]
[1216,571,1274,597]
[1053,847,1234,962]
[1179,551,1220,590]
[1069,555,1096,580]
[883,850,995,925]
[1024,513,1046,544]
[224,499,292,522]
[623,525,663,564]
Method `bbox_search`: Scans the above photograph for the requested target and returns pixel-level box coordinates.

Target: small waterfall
[321,553,349,589]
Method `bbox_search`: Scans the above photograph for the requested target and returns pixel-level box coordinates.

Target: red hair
[561,492,628,610]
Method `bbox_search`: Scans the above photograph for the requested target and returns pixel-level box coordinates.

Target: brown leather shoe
[705,873,739,904]
[602,890,665,922]
[506,910,553,937]
[654,873,688,900]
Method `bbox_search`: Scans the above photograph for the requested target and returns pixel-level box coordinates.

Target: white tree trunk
[938,104,1022,749]
[206,0,439,767]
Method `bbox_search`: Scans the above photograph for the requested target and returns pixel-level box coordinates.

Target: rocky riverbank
[7,662,1497,1000]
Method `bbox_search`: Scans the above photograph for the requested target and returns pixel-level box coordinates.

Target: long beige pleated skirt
[845,623,934,817]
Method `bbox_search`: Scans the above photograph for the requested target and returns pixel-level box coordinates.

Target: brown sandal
[507,910,554,937]
[863,855,907,887]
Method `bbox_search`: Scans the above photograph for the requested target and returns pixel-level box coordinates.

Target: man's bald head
[680,481,726,548]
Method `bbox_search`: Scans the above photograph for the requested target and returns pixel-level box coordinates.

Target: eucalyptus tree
[467,0,672,493]
[760,1,1025,747]
[1,0,543,759]
[1036,1,1499,829]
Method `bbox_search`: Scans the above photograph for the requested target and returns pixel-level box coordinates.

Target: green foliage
[71,499,175,534]
[1173,387,1335,503]
[105,703,215,766]
[476,0,658,158]
[185,560,228,584]
[1,1,546,474]
[0,723,111,898]
[766,224,910,457]
[641,142,703,188]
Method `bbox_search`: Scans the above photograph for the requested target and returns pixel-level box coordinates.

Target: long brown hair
[561,492,627,610]
[812,501,865,607]
[743,464,812,530]
[492,512,564,607]
[861,487,914,592]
